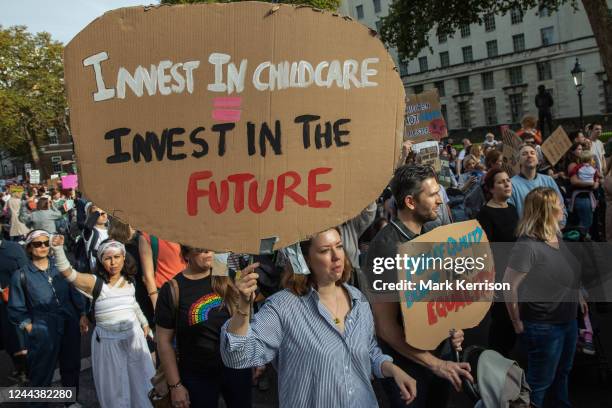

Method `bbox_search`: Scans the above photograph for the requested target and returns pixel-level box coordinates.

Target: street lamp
[571,57,585,129]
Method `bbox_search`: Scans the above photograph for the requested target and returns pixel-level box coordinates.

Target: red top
[142,232,186,288]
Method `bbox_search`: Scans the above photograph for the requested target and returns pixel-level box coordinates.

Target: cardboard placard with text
[501,126,522,177]
[64,3,405,253]
[413,141,441,173]
[405,89,447,143]
[397,220,494,350]
[541,126,572,166]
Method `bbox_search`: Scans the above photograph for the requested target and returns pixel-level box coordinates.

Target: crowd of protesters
[0,115,610,407]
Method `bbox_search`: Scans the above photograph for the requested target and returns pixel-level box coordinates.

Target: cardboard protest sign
[396,220,494,350]
[64,3,404,253]
[541,126,571,166]
[29,170,40,184]
[438,159,452,188]
[413,141,441,173]
[500,126,522,177]
[405,89,447,143]
[61,175,78,190]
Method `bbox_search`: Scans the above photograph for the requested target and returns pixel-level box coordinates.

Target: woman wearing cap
[7,229,87,402]
[155,245,251,408]
[221,228,417,408]
[50,235,154,408]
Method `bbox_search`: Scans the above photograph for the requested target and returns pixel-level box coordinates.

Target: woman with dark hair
[156,245,250,408]
[50,236,154,408]
[221,228,417,408]
[503,187,585,407]
[7,229,86,406]
[477,169,518,357]
[19,196,63,233]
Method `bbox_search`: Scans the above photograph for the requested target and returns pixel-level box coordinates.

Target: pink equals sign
[212,97,242,122]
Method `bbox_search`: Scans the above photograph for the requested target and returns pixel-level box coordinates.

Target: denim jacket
[8,258,86,334]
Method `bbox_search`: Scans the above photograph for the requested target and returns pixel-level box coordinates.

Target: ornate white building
[338,0,612,137]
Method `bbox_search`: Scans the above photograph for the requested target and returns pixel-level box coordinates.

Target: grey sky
[1,0,154,44]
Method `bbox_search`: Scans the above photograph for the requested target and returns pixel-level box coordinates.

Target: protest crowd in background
[0,115,611,408]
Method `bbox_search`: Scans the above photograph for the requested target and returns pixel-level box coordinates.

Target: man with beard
[365,165,472,408]
[509,144,566,222]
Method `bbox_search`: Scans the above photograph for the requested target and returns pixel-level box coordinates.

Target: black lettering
[190,127,208,158]
[105,128,131,164]
[166,128,187,161]
[259,121,282,157]
[211,123,235,157]
[333,119,351,147]
[133,131,166,163]
[247,122,256,156]
[294,114,320,149]
[314,122,332,149]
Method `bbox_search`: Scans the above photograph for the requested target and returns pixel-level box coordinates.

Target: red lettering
[228,173,255,213]
[209,180,229,214]
[435,302,448,319]
[186,171,213,216]
[308,167,332,208]
[275,171,307,211]
[427,301,437,325]
[248,179,274,213]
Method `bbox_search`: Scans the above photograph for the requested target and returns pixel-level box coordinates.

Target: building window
[539,5,550,17]
[413,84,424,94]
[486,40,498,58]
[51,156,62,173]
[509,94,523,123]
[375,20,382,32]
[484,13,496,32]
[373,0,381,13]
[541,26,554,46]
[458,76,471,94]
[460,25,471,38]
[399,60,409,76]
[510,8,523,24]
[356,5,364,19]
[47,128,59,145]
[462,46,473,63]
[440,51,450,68]
[604,81,612,113]
[483,97,498,125]
[419,56,428,72]
[537,61,552,81]
[508,66,523,85]
[434,80,445,97]
[481,72,494,90]
[441,104,448,122]
[438,32,447,44]
[512,34,525,52]
[458,101,471,128]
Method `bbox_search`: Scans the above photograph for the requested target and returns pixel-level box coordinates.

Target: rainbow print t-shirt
[188,293,223,326]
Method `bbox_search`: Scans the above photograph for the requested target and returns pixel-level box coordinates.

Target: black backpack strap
[20,269,32,312]
[89,276,104,319]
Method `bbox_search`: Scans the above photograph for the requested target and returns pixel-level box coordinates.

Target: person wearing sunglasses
[82,203,110,271]
[7,229,87,407]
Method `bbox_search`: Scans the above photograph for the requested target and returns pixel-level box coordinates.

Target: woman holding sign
[221,228,417,408]
[503,187,585,408]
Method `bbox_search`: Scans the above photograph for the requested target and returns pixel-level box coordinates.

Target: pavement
[1,306,610,408]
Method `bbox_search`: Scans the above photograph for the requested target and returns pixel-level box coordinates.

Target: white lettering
[83,52,115,102]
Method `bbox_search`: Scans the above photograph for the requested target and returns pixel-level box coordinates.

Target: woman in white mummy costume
[51,235,155,408]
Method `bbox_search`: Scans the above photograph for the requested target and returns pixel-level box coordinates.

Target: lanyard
[41,268,61,307]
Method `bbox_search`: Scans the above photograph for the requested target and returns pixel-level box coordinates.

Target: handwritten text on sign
[85,53,380,102]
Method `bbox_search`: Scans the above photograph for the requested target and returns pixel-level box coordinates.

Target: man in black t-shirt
[365,165,473,408]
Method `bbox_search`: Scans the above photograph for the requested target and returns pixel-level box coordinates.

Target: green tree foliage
[160,0,341,12]
[0,26,66,170]
[381,0,612,93]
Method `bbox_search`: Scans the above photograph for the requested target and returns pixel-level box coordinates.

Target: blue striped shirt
[220,284,392,408]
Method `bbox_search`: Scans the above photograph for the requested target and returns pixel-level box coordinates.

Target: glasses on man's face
[31,240,50,248]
